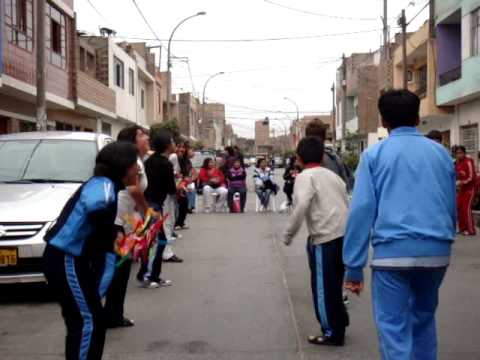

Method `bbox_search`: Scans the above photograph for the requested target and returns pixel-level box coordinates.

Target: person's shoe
[343,294,350,306]
[307,335,344,347]
[107,317,135,329]
[164,255,183,263]
[142,280,160,289]
[172,232,183,239]
[158,278,173,286]
[179,225,189,230]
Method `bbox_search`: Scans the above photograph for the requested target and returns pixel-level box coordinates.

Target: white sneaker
[142,281,160,289]
[158,279,173,287]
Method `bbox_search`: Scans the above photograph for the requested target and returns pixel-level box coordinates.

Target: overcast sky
[75,0,429,138]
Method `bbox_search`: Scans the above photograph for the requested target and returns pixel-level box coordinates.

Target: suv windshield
[0,139,97,183]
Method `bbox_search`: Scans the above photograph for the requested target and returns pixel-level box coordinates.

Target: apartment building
[255,118,270,155]
[291,115,334,148]
[202,103,225,150]
[335,52,381,152]
[393,21,455,146]
[435,0,480,161]
[0,0,78,133]
[178,92,201,140]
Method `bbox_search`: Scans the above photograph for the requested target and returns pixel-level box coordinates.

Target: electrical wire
[130,0,166,50]
[85,0,109,24]
[113,28,382,43]
[407,2,429,26]
[264,0,381,21]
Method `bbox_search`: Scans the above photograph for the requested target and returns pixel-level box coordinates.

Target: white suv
[0,131,112,284]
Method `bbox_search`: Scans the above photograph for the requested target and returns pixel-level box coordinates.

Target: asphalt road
[1,170,480,359]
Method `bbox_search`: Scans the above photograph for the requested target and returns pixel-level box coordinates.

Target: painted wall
[108,39,137,123]
[437,24,462,74]
[0,0,3,77]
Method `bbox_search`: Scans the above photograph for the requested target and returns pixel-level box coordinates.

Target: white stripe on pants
[162,194,176,260]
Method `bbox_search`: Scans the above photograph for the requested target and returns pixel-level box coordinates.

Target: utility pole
[429,0,436,38]
[36,0,47,131]
[399,9,408,89]
[331,83,336,143]
[383,0,389,61]
[341,53,347,151]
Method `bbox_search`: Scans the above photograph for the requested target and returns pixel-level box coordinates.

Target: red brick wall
[77,71,116,113]
[2,2,74,101]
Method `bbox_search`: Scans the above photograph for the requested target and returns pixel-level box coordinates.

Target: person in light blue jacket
[343,90,456,360]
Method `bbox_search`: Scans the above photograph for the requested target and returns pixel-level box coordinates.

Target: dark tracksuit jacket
[142,153,177,281]
[43,176,119,360]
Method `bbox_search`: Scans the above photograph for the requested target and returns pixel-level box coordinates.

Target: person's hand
[283,235,293,246]
[344,281,364,296]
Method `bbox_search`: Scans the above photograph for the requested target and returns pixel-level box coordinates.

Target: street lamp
[166,11,206,122]
[202,72,225,149]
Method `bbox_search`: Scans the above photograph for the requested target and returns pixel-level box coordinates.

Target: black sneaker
[307,335,344,346]
[164,255,183,263]
[107,317,135,329]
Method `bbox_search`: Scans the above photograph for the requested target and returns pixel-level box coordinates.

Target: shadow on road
[0,283,54,304]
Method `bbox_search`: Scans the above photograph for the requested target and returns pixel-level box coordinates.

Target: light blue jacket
[343,127,456,281]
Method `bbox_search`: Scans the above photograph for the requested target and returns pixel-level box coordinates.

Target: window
[4,0,33,51]
[129,68,135,95]
[141,89,145,109]
[407,70,413,82]
[46,3,67,69]
[462,125,478,154]
[101,122,112,136]
[472,8,480,56]
[114,57,125,88]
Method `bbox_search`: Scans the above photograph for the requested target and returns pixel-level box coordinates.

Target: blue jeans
[256,189,271,207]
[372,268,447,360]
[187,191,196,210]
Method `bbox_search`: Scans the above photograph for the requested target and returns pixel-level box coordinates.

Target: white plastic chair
[255,191,276,213]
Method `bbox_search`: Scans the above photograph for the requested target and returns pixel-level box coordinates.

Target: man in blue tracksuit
[343,90,456,360]
[43,142,139,360]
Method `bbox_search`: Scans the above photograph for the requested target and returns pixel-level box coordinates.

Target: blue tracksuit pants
[372,268,447,360]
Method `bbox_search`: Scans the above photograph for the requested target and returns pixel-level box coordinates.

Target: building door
[0,117,8,134]
[461,124,479,168]
[441,130,451,149]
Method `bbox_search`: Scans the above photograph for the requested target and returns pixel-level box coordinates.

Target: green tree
[150,120,181,143]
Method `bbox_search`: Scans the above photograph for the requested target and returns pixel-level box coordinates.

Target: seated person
[226,159,247,213]
[254,158,277,209]
[198,158,228,213]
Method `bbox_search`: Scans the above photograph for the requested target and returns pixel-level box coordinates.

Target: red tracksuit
[456,157,477,235]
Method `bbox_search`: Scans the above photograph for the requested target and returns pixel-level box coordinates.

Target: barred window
[46,3,67,69]
[4,0,34,52]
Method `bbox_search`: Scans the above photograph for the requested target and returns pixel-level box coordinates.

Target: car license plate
[0,248,18,266]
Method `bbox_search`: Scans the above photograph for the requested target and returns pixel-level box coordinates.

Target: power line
[264,0,381,21]
[114,28,382,43]
[407,2,429,26]
[85,0,109,24]
[130,0,165,49]
[210,99,331,115]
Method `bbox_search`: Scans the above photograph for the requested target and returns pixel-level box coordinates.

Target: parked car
[0,131,112,284]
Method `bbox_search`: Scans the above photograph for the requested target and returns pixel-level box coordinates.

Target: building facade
[202,103,225,150]
[435,0,480,162]
[335,52,381,152]
[392,21,455,146]
[255,118,271,154]
[0,0,77,133]
[178,92,201,140]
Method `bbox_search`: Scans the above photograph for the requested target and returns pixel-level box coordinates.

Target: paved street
[1,176,480,360]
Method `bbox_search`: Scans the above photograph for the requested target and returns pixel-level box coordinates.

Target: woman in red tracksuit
[455,145,477,236]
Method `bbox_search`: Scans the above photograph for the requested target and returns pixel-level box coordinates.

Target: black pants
[307,237,349,341]
[43,245,106,360]
[228,187,247,212]
[175,196,188,227]
[104,256,131,324]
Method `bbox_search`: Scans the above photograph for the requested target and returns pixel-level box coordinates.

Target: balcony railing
[439,66,461,86]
